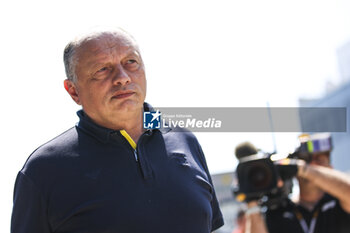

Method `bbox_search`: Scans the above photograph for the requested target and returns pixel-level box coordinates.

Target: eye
[97,67,109,73]
[126,59,137,64]
[92,66,111,80]
[124,59,140,71]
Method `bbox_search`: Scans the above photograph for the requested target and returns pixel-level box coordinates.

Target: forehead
[311,152,330,162]
[75,32,139,60]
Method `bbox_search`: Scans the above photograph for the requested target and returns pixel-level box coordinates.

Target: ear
[64,79,82,105]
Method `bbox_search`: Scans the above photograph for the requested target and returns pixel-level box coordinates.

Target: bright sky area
[1,0,350,230]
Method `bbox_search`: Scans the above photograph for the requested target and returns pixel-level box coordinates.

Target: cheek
[142,79,147,94]
[80,86,108,105]
[135,69,147,90]
[140,75,147,91]
[132,75,147,96]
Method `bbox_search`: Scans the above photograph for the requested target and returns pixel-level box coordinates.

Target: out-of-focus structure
[299,40,350,173]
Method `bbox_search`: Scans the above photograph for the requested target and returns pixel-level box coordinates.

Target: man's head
[235,141,258,160]
[63,28,147,129]
[297,134,332,196]
[309,151,331,167]
[296,133,332,167]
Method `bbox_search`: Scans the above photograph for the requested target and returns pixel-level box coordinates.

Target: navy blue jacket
[11,107,224,233]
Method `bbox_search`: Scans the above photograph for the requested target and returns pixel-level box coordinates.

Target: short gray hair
[63,28,139,83]
[63,42,78,82]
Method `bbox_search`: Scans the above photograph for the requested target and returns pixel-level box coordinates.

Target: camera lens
[247,163,272,189]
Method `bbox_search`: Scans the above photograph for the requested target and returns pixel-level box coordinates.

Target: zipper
[117,130,140,162]
[114,129,153,179]
[133,149,138,162]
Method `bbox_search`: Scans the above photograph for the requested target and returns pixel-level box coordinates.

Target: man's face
[65,33,146,128]
[309,152,331,167]
[298,152,331,190]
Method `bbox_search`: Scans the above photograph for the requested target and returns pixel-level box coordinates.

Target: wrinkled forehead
[74,31,139,58]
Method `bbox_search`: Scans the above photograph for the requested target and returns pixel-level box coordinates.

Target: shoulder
[320,194,348,214]
[161,127,204,156]
[317,195,350,231]
[162,127,200,146]
[160,128,211,171]
[21,127,79,178]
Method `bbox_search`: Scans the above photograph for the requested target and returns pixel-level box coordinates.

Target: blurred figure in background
[234,141,259,160]
[231,208,246,233]
[242,134,350,233]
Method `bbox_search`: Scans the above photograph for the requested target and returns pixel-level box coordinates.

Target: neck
[298,198,320,211]
[120,119,144,143]
[85,108,144,143]
[114,110,144,143]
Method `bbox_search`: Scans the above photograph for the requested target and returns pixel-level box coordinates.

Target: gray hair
[63,28,139,83]
[63,42,78,82]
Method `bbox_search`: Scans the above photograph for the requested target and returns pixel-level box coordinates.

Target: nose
[112,65,131,85]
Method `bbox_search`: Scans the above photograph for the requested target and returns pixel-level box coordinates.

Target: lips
[112,90,135,99]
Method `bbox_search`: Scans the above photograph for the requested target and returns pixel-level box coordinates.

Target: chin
[115,99,143,112]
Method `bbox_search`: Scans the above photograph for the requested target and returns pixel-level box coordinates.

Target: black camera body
[233,134,332,207]
[233,153,298,206]
[236,156,278,200]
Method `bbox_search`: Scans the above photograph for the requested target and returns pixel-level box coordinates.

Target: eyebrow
[89,52,141,73]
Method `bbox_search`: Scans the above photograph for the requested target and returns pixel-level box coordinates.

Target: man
[243,134,350,233]
[11,28,224,233]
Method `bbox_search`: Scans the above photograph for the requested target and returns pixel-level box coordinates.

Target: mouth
[112,91,136,99]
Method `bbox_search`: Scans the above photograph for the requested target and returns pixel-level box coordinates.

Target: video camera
[232,133,332,207]
[233,153,298,207]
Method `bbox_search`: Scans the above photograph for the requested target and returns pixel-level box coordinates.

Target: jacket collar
[76,102,170,144]
[76,110,116,144]
[143,102,171,134]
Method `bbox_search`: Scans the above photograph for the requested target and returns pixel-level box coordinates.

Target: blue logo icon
[143,110,162,129]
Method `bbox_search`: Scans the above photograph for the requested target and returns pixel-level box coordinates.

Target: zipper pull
[134,150,138,162]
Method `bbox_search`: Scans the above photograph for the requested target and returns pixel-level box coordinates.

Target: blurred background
[1,0,350,232]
